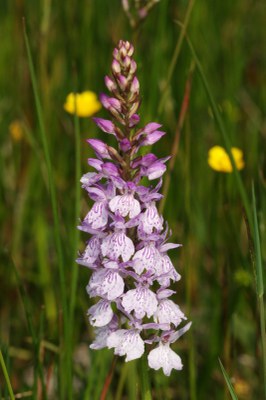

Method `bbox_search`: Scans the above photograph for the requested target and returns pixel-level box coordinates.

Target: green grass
[0,0,265,398]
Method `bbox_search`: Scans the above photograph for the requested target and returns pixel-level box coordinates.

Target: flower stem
[159,61,194,214]
[0,350,15,400]
[140,357,152,400]
[100,356,117,400]
[158,0,195,115]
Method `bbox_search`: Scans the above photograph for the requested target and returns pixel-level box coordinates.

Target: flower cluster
[77,40,191,376]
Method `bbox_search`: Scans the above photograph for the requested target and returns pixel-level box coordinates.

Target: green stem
[69,109,81,329]
[0,350,15,400]
[186,35,252,225]
[158,0,195,115]
[252,185,266,398]
[140,357,152,400]
[23,21,71,398]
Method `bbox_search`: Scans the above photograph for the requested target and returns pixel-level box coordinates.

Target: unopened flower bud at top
[130,77,140,94]
[93,117,116,134]
[87,139,111,159]
[117,75,128,91]
[121,56,131,70]
[100,93,122,112]
[112,59,121,74]
[104,76,117,92]
[129,60,137,75]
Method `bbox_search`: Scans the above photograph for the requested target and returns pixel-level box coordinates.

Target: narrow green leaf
[0,349,15,400]
[185,35,252,225]
[252,184,264,297]
[252,185,266,397]
[23,20,72,398]
[218,359,238,400]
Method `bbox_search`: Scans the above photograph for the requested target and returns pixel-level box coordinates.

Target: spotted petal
[139,203,163,234]
[156,255,181,285]
[84,201,108,229]
[107,329,145,361]
[154,299,186,327]
[122,286,158,319]
[148,343,183,376]
[90,317,118,350]
[76,236,101,268]
[101,231,134,262]
[88,300,113,327]
[87,269,124,300]
[132,243,162,275]
[109,194,141,219]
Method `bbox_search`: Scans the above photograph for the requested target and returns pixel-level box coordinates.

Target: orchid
[77,40,190,376]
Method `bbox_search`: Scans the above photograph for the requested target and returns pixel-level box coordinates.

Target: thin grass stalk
[11,257,45,398]
[158,0,195,115]
[218,359,238,400]
[115,363,129,400]
[140,357,152,400]
[69,99,81,330]
[159,62,194,214]
[252,185,266,398]
[23,22,71,398]
[0,349,15,400]
[185,34,252,225]
[99,356,117,400]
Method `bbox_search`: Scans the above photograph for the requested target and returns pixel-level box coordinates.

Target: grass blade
[252,185,266,398]
[218,359,238,400]
[158,0,195,115]
[185,34,252,225]
[69,99,81,331]
[0,349,15,400]
[23,20,71,398]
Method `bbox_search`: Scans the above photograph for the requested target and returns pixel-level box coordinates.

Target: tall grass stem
[0,349,15,400]
[252,185,266,398]
[185,34,252,224]
[23,21,71,398]
[158,0,195,115]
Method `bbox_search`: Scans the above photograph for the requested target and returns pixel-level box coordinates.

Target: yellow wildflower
[9,120,24,142]
[64,91,101,117]
[208,145,244,173]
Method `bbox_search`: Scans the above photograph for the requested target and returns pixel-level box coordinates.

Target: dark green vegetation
[0,0,265,399]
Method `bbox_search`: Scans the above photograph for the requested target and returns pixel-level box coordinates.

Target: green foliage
[0,0,265,398]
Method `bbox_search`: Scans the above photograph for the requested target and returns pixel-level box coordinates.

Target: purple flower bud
[105,76,117,92]
[87,158,103,171]
[120,138,131,152]
[130,60,137,75]
[117,75,128,91]
[130,76,139,94]
[113,48,119,60]
[101,162,120,177]
[100,93,121,112]
[121,56,131,69]
[129,113,140,127]
[87,139,111,159]
[112,59,121,74]
[93,118,116,134]
[147,161,167,180]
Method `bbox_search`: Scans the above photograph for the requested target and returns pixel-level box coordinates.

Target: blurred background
[0,0,265,399]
